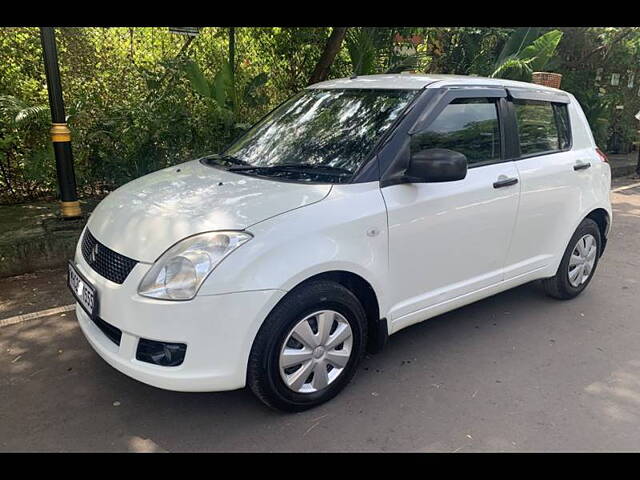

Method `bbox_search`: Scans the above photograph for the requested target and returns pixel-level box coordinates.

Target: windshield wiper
[278,163,353,176]
[228,163,352,177]
[201,153,249,167]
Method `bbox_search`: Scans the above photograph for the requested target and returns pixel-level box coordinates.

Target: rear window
[514,100,571,156]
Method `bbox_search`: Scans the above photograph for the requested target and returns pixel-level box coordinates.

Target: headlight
[138,231,252,300]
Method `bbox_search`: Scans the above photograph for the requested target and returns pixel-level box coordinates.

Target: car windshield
[217,88,418,183]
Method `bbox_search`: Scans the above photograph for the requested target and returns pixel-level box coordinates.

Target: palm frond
[491,29,563,80]
[14,105,49,124]
[491,56,535,79]
[346,28,378,76]
[0,95,49,125]
[521,30,564,72]
[494,27,540,70]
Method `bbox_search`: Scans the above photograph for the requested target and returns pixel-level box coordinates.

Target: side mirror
[406,148,468,183]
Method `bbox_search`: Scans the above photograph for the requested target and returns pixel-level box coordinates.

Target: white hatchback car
[69,74,612,411]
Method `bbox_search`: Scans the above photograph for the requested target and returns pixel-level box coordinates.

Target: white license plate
[68,261,98,318]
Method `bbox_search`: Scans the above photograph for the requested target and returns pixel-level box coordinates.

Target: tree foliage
[1,26,639,203]
[492,29,564,80]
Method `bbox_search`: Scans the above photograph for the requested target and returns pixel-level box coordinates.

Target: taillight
[596,148,608,163]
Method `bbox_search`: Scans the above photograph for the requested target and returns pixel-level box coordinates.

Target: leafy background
[1,26,639,203]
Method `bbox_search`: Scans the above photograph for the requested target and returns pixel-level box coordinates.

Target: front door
[382,93,521,323]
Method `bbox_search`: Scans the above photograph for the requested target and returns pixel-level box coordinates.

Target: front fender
[198,182,391,315]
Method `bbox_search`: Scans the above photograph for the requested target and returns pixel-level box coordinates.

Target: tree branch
[580,28,638,64]
[308,27,348,85]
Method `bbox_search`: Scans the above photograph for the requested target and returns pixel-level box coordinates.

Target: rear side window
[411,98,501,166]
[514,100,571,156]
[554,103,571,150]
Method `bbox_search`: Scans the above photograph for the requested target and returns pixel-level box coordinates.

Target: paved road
[2,179,640,452]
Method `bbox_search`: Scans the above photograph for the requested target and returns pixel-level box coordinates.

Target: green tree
[491,28,564,80]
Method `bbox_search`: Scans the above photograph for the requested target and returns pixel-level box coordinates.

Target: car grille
[81,229,138,284]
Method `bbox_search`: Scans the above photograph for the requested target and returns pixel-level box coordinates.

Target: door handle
[574,161,591,171]
[493,177,518,188]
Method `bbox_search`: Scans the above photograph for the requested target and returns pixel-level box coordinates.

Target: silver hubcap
[279,310,353,394]
[568,234,597,287]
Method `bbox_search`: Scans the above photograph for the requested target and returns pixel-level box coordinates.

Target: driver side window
[411,98,502,166]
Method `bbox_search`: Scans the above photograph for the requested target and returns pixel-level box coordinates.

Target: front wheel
[542,218,602,300]
[247,280,367,412]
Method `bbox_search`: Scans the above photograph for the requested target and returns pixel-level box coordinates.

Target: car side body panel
[197,181,391,322]
[382,161,521,323]
[503,92,612,281]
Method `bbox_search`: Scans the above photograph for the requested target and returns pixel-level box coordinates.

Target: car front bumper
[73,246,286,392]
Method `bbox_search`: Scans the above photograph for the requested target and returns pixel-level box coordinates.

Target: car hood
[86,159,332,263]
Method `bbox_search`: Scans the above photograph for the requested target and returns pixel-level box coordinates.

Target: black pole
[636,116,640,176]
[40,27,81,218]
[229,27,236,111]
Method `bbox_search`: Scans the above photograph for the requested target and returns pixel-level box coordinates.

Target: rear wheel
[247,280,367,412]
[543,218,601,300]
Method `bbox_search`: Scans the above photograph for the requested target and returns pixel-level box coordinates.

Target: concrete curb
[0,228,81,278]
[611,164,638,178]
[0,304,75,328]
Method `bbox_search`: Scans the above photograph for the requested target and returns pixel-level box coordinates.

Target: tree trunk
[309,27,348,85]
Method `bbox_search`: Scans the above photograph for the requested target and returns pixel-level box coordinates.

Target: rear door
[502,88,592,279]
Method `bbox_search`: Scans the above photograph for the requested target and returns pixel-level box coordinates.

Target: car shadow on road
[2,279,578,452]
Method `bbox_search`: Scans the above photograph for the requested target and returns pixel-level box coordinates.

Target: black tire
[247,280,367,412]
[542,218,601,300]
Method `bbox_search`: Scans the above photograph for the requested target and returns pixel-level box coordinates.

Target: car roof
[307,73,566,94]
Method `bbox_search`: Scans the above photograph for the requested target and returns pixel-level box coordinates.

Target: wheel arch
[585,208,610,255]
[277,270,387,354]
[546,204,611,279]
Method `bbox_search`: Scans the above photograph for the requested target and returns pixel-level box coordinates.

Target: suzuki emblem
[90,244,99,263]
